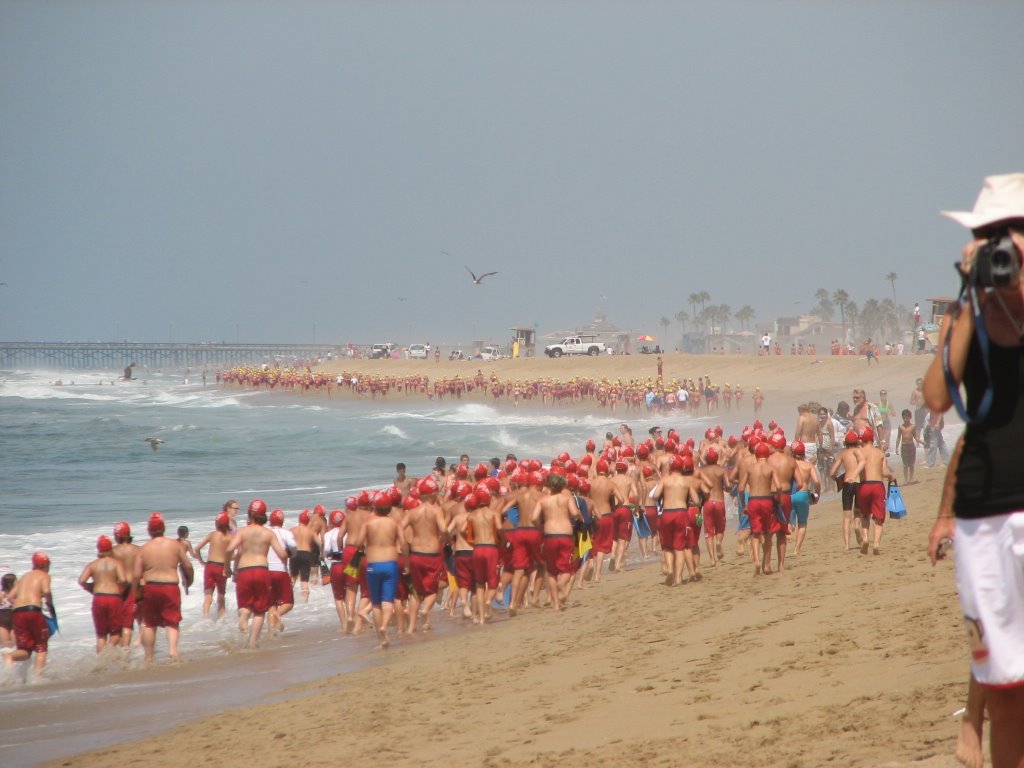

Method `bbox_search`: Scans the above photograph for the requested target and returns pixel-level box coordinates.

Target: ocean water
[0,367,718,684]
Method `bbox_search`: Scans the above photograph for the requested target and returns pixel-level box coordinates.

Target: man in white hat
[924,173,1024,768]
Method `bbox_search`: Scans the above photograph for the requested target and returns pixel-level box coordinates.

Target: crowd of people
[218,364,763,416]
[5,407,907,679]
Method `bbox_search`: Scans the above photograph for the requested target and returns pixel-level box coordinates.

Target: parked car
[370,343,394,359]
[479,345,504,360]
[408,343,428,359]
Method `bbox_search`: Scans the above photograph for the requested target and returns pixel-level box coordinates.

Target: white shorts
[803,443,818,463]
[954,512,1024,687]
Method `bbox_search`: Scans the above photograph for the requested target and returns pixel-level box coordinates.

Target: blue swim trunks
[791,490,810,527]
[366,560,399,606]
[738,490,750,532]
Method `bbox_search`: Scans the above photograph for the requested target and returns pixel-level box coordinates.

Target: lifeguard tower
[510,327,536,358]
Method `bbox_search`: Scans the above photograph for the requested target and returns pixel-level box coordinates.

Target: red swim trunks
[592,514,615,555]
[13,607,48,654]
[856,480,887,523]
[203,561,228,595]
[499,539,514,574]
[684,507,702,549]
[659,509,686,551]
[644,506,659,537]
[338,545,364,589]
[746,497,774,536]
[471,544,500,589]
[270,570,294,606]
[141,582,182,628]
[235,566,271,616]
[410,551,444,596]
[510,527,543,570]
[91,594,124,638]
[454,551,474,590]
[330,562,347,600]
[612,506,633,542]
[702,500,726,538]
[120,588,137,632]
[543,534,574,576]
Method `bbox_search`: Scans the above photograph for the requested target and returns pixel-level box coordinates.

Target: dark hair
[1,573,15,591]
[434,456,446,470]
[396,462,406,471]
[177,526,189,537]
[902,409,912,419]
[489,458,500,469]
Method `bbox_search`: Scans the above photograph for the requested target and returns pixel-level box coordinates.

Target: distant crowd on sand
[6,388,917,679]
[217,363,765,415]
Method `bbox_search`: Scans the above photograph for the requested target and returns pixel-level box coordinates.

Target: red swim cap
[329,510,345,526]
[768,433,786,450]
[389,486,402,506]
[567,473,580,490]
[269,509,285,527]
[636,444,650,459]
[564,459,579,474]
[612,436,622,447]
[621,445,635,459]
[248,499,267,517]
[357,490,371,507]
[579,454,593,466]
[615,460,628,473]
[417,476,440,496]
[474,463,489,479]
[96,535,113,553]
[215,512,230,529]
[727,435,738,447]
[505,459,518,474]
[484,476,500,492]
[705,448,719,465]
[147,512,165,534]
[345,496,358,511]
[790,440,806,457]
[455,464,469,478]
[844,430,860,446]
[585,440,596,452]
[299,509,311,524]
[402,495,420,511]
[859,426,874,444]
[664,439,678,454]
[705,428,715,440]
[669,454,684,472]
[474,488,491,506]
[556,451,571,465]
[755,443,771,459]
[528,459,542,472]
[596,459,610,475]
[32,551,50,568]
[641,465,655,478]
[579,478,591,494]
[314,504,326,517]
[463,493,479,511]
[680,455,695,474]
[113,521,131,539]
[374,492,393,510]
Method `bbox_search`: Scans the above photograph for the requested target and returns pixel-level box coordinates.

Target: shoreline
[44,468,969,768]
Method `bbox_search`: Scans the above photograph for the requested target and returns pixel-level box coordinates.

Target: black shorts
[0,608,11,631]
[289,551,314,581]
[841,482,859,512]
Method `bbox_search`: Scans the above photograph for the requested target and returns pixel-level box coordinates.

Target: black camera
[970,231,1020,287]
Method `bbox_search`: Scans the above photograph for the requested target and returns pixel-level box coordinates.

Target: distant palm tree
[698,290,711,313]
[659,316,671,340]
[832,289,850,339]
[735,305,755,330]
[688,293,701,319]
[675,310,689,341]
[886,272,898,305]
[718,303,732,333]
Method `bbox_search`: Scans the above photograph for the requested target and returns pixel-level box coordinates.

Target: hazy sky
[2,1,1023,347]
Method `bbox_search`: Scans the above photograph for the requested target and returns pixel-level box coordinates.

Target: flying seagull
[144,437,165,451]
[465,266,498,285]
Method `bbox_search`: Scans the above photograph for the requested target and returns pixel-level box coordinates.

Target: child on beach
[893,409,920,484]
[0,573,16,649]
[176,526,197,594]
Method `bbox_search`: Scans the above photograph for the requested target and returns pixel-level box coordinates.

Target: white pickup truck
[544,336,608,357]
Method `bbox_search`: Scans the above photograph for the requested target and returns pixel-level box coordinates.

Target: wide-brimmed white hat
[942,173,1024,229]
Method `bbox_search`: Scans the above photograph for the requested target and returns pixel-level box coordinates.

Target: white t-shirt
[268,526,296,573]
[323,528,345,559]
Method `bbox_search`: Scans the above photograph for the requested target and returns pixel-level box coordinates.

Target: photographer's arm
[923,304,973,413]
[927,434,964,565]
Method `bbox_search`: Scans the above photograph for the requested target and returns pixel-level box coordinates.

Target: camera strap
[942,282,993,425]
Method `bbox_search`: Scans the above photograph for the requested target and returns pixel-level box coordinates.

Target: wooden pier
[0,342,343,371]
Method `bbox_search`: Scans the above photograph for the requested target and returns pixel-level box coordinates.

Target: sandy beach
[43,352,975,768]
